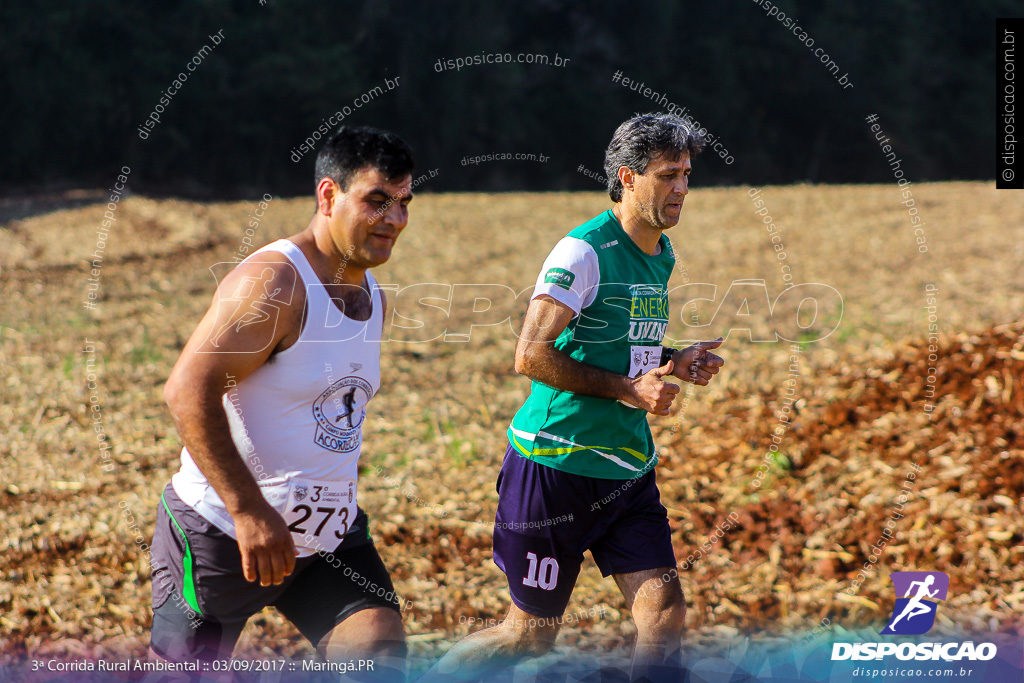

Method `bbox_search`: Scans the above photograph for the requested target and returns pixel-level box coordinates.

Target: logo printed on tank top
[312,376,374,452]
[626,284,669,342]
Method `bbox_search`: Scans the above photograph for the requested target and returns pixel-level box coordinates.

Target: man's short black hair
[314,126,415,195]
[604,113,705,202]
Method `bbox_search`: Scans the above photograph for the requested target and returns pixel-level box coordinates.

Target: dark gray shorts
[149,483,402,661]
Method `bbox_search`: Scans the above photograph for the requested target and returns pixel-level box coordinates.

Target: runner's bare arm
[163,254,302,585]
[514,295,679,416]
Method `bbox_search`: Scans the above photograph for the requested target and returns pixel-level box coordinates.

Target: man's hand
[233,502,297,586]
[673,338,725,386]
[626,359,680,415]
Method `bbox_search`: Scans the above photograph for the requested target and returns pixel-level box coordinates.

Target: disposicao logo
[831,570,998,662]
[880,570,949,635]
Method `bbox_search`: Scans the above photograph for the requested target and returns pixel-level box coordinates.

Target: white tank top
[171,239,383,555]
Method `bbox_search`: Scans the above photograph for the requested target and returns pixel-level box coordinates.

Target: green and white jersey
[508,209,674,480]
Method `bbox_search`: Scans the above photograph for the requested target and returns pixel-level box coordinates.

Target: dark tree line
[0,0,1006,198]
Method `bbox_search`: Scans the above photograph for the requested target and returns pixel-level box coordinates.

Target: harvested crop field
[0,183,1022,673]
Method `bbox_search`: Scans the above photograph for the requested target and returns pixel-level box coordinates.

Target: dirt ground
[0,183,1021,673]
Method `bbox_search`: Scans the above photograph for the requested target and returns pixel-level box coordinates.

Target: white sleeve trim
[531,236,600,315]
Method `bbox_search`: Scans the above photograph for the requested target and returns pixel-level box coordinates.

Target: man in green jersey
[429,113,725,681]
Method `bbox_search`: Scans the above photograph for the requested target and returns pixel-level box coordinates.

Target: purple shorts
[492,443,676,618]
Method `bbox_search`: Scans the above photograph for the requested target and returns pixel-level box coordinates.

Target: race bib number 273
[283,478,356,548]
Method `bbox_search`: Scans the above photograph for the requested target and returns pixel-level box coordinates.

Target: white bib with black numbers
[628,345,662,379]
[282,477,356,549]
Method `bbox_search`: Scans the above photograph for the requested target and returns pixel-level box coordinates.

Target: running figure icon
[880,571,949,635]
[886,574,938,630]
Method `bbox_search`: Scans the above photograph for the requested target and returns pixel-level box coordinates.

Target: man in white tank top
[146,126,414,681]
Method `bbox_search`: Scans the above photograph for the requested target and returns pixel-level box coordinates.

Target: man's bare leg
[319,607,407,683]
[420,602,561,681]
[613,568,686,680]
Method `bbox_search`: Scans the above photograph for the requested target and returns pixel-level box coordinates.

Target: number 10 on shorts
[522,552,559,590]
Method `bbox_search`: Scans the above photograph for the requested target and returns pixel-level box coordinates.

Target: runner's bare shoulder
[186,250,303,358]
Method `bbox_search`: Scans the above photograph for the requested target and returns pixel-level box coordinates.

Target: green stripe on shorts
[161,492,202,616]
